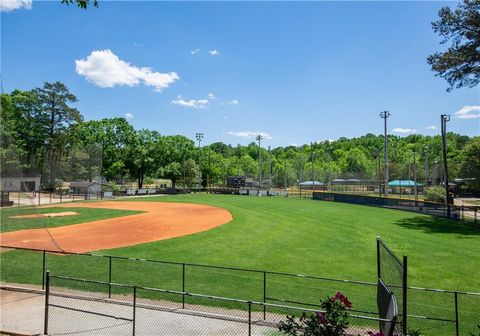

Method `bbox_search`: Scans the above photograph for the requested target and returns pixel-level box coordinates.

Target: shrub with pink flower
[278,292,352,336]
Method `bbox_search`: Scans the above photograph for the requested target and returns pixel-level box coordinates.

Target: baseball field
[1,194,478,290]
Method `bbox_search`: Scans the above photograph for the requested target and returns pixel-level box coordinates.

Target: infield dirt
[0,202,232,253]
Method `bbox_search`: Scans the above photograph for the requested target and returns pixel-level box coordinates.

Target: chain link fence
[313,192,479,224]
[1,246,479,336]
[45,273,396,336]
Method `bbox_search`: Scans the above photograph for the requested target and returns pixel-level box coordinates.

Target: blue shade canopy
[388,180,423,187]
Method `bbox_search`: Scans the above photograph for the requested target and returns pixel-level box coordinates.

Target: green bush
[424,186,445,203]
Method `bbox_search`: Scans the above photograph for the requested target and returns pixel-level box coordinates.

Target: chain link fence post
[182,263,186,309]
[44,270,50,335]
[42,250,46,290]
[455,291,459,336]
[132,286,137,336]
[263,271,267,320]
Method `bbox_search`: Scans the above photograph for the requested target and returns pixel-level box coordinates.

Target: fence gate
[376,238,407,336]
[44,272,135,336]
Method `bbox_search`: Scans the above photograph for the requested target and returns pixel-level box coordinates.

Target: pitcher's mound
[0,202,232,253]
[9,211,79,219]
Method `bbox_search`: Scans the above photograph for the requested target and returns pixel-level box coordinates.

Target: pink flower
[315,311,326,323]
[332,292,352,309]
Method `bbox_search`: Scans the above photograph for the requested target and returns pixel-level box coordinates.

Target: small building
[70,181,102,195]
[0,176,41,192]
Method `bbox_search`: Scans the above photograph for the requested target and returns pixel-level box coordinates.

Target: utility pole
[284,159,287,191]
[413,150,418,201]
[268,146,272,192]
[373,148,381,197]
[380,111,391,197]
[441,114,451,217]
[256,134,263,191]
[195,133,204,192]
[207,149,211,193]
[310,142,315,193]
[424,146,429,187]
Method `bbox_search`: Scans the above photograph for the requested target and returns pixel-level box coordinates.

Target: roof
[298,180,325,186]
[70,181,101,188]
[388,180,423,187]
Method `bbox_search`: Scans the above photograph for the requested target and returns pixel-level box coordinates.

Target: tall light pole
[380,111,391,197]
[195,133,204,191]
[441,114,451,217]
[195,133,204,148]
[424,146,429,187]
[256,134,263,191]
[310,142,315,192]
[268,146,272,192]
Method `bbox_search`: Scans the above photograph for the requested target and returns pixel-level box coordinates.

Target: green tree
[427,0,480,91]
[76,118,135,181]
[125,129,163,189]
[32,81,83,188]
[157,135,195,187]
[61,0,98,9]
[458,137,480,189]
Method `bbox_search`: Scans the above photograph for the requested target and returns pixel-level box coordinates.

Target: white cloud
[228,131,272,140]
[75,49,179,92]
[207,93,216,100]
[229,99,239,105]
[454,105,480,119]
[392,128,418,134]
[190,48,200,55]
[209,50,219,56]
[125,113,134,120]
[171,96,209,109]
[426,125,438,130]
[1,0,31,11]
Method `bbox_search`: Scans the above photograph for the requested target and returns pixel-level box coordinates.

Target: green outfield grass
[108,194,478,291]
[1,195,479,335]
[0,206,143,233]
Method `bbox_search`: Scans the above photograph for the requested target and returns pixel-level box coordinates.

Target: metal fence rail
[45,273,396,336]
[313,192,479,223]
[2,245,479,336]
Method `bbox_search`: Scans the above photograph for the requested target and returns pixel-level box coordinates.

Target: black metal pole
[402,256,408,336]
[441,115,451,217]
[454,291,459,336]
[133,286,136,336]
[263,271,266,320]
[248,301,252,336]
[376,238,381,279]
[108,256,112,298]
[42,250,46,290]
[44,271,50,335]
[182,263,186,309]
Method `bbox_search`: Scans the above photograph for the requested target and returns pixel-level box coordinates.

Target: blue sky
[1,1,479,147]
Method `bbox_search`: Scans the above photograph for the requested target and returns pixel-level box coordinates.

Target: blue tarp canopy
[388,180,423,187]
[298,180,324,186]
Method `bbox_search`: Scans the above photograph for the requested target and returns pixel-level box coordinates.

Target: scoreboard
[227,176,246,188]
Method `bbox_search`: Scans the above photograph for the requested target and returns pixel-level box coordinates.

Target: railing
[1,245,479,335]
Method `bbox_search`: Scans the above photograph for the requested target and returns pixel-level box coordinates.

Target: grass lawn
[106,194,478,292]
[0,206,143,233]
[1,195,478,335]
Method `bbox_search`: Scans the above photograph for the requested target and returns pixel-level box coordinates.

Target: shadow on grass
[394,216,480,236]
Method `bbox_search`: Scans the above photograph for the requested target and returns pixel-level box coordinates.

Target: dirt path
[0,202,232,253]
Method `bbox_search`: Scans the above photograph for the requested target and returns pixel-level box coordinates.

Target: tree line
[1,81,479,191]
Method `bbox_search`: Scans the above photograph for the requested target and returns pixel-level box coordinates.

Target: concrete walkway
[1,288,44,335]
